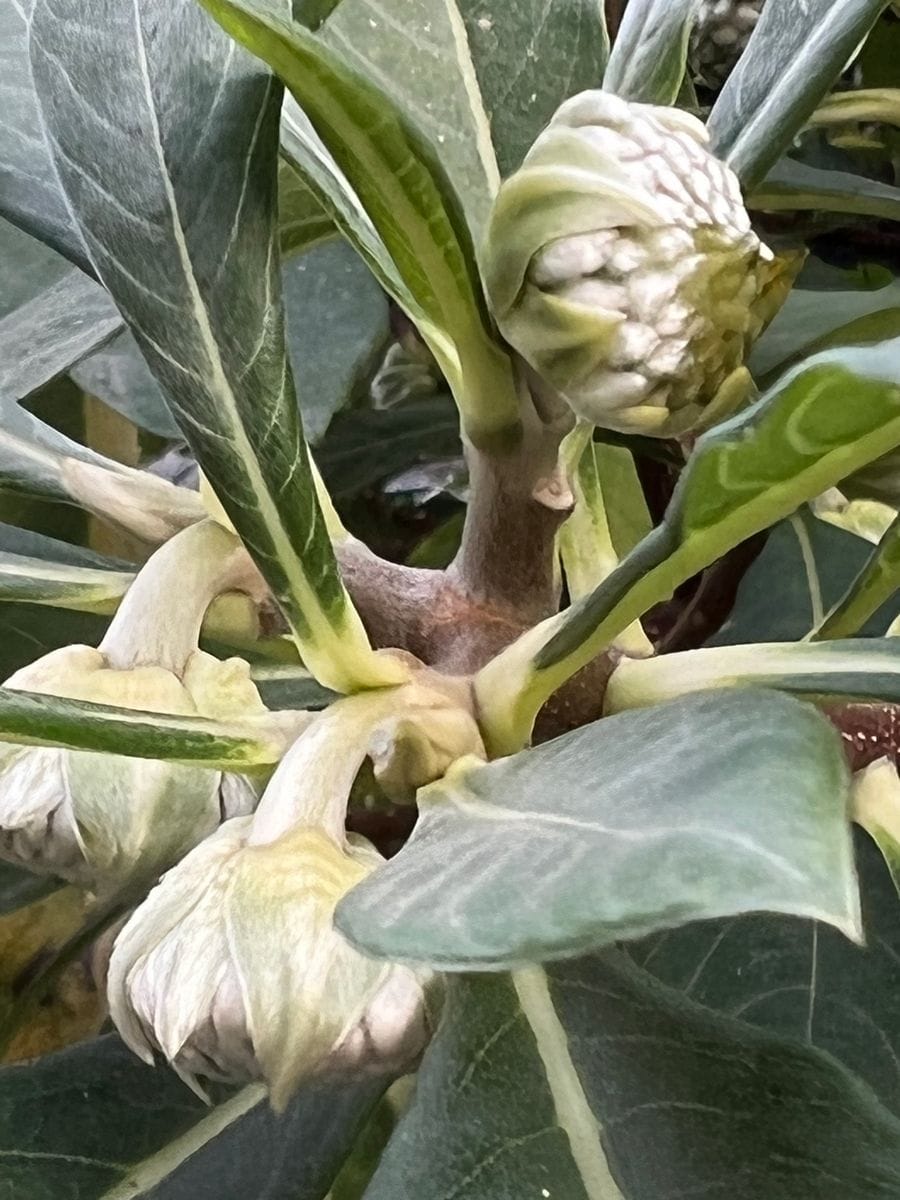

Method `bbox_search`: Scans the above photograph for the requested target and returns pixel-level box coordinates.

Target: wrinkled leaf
[709,0,890,188]
[338,689,859,967]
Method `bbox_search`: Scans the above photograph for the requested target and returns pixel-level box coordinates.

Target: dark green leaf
[0,687,295,769]
[318,0,499,234]
[278,157,334,256]
[70,333,180,441]
[0,0,91,272]
[0,269,121,400]
[337,689,858,968]
[710,514,900,645]
[0,1034,384,1199]
[603,0,696,104]
[203,0,520,445]
[815,513,900,639]
[317,397,461,499]
[29,0,390,690]
[633,830,900,1120]
[292,0,343,30]
[456,0,609,176]
[252,665,338,710]
[283,239,389,444]
[0,220,69,320]
[709,0,890,189]
[366,952,900,1200]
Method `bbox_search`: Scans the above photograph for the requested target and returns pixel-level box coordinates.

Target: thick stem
[100,520,258,675]
[448,379,572,623]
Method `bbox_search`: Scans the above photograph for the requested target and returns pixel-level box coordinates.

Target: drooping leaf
[29,0,397,692]
[0,1034,385,1199]
[751,157,900,224]
[603,0,697,105]
[476,338,900,753]
[0,268,121,401]
[0,688,299,770]
[0,0,90,272]
[202,0,520,445]
[709,0,890,189]
[337,689,859,968]
[365,952,900,1200]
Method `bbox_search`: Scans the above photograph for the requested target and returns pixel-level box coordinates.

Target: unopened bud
[484,91,798,436]
[108,818,431,1108]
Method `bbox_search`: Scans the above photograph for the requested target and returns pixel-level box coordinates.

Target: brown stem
[447,378,573,624]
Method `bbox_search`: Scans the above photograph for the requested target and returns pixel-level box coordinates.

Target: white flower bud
[0,645,263,891]
[483,91,799,436]
[0,521,280,892]
[107,818,431,1108]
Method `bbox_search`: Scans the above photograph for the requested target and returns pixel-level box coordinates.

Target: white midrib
[97,1084,267,1200]
[443,0,501,196]
[130,0,347,658]
[513,966,626,1200]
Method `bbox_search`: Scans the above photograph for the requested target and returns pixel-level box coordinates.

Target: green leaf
[29,0,397,693]
[337,689,859,968]
[283,239,389,444]
[0,1033,384,1199]
[203,0,520,445]
[278,157,334,256]
[0,0,91,273]
[633,830,900,1119]
[0,687,297,770]
[711,512,900,644]
[0,553,131,614]
[318,396,461,499]
[251,664,337,710]
[70,333,181,441]
[292,0,343,30]
[0,220,69,320]
[751,271,900,380]
[476,338,900,754]
[365,952,900,1200]
[446,0,609,178]
[606,639,900,714]
[814,514,900,639]
[709,0,890,189]
[319,0,500,233]
[603,0,696,105]
[0,268,121,401]
[751,157,900,224]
